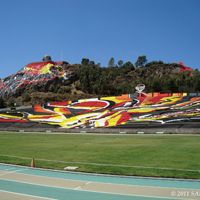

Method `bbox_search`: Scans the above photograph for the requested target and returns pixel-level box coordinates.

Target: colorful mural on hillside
[0,92,200,128]
[0,60,69,98]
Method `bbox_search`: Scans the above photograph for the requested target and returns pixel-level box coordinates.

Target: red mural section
[0,93,200,128]
[0,113,28,123]
[0,61,68,98]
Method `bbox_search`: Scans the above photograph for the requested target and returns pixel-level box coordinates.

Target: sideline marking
[0,154,199,173]
[0,189,57,200]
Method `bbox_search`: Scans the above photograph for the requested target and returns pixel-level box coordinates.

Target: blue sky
[0,0,199,78]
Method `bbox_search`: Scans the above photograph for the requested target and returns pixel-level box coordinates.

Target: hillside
[0,56,200,108]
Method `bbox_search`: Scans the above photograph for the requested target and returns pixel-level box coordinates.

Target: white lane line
[1,154,200,173]
[74,181,91,190]
[0,189,57,200]
[0,178,189,200]
[0,169,27,177]
[74,186,82,190]
[0,168,13,171]
[0,168,199,191]
[64,188,194,200]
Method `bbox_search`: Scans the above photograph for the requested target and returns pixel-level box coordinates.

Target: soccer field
[0,132,199,179]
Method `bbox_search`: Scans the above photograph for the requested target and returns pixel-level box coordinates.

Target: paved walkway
[0,163,200,200]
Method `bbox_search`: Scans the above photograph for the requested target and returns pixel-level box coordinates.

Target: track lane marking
[0,189,57,200]
[0,169,199,191]
[0,178,188,200]
[0,168,27,177]
[1,172,199,200]
[0,164,199,200]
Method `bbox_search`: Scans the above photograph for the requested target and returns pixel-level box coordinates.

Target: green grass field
[0,132,200,179]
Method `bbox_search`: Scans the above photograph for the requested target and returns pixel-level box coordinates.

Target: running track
[0,163,200,200]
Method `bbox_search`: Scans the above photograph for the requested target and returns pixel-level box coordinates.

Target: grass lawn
[0,132,200,179]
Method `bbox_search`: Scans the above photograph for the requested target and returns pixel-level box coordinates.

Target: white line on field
[0,154,199,173]
[1,162,200,183]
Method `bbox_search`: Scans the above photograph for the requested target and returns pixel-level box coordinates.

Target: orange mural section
[0,93,200,128]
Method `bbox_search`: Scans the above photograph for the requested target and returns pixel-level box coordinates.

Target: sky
[0,0,199,78]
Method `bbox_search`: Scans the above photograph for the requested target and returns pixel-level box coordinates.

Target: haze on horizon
[0,0,199,78]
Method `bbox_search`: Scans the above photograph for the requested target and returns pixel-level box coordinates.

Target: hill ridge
[0,57,199,108]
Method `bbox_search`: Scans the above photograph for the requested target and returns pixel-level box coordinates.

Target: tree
[89,60,95,66]
[81,58,90,65]
[79,65,90,92]
[108,57,115,68]
[117,60,124,67]
[0,98,5,108]
[122,61,135,71]
[193,70,200,92]
[151,78,162,92]
[57,86,71,94]
[22,93,31,102]
[168,78,178,92]
[135,55,147,67]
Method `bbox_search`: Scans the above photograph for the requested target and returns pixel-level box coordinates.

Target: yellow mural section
[1,93,200,128]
